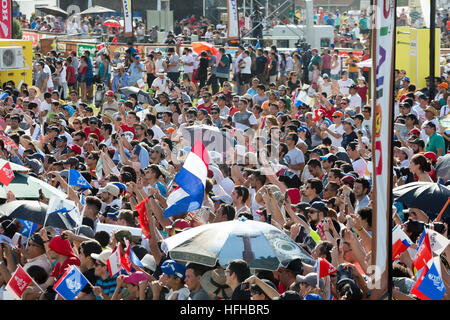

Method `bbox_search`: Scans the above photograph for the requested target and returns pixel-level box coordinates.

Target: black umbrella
[119,87,152,105]
[393,182,450,220]
[0,200,77,230]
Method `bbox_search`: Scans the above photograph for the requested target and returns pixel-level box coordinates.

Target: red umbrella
[102,20,121,28]
[192,42,218,56]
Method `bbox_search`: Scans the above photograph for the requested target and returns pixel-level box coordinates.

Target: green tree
[12,18,22,39]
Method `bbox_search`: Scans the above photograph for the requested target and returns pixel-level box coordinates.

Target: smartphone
[266,214,272,224]
[240,282,250,291]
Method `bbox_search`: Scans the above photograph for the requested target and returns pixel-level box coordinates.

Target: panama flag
[410,257,446,300]
[0,162,14,186]
[427,229,450,256]
[392,225,413,261]
[164,139,209,218]
[412,229,433,273]
[53,266,89,300]
[107,244,122,277]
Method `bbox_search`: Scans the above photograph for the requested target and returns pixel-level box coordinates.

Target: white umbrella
[0,159,30,172]
[80,6,116,15]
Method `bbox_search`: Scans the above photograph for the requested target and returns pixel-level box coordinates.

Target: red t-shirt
[319,104,336,122]
[66,65,76,84]
[197,102,214,114]
[357,85,368,103]
[229,107,239,117]
[84,127,104,142]
[120,124,136,139]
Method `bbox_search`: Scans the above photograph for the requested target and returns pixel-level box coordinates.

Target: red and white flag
[6,265,33,299]
[107,244,122,277]
[413,229,433,272]
[315,258,337,278]
[0,0,12,39]
[121,239,132,273]
[0,162,15,186]
[392,225,413,261]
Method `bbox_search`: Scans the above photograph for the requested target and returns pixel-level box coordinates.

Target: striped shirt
[95,274,118,300]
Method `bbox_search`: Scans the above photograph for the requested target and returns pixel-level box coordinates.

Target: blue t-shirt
[154,181,167,198]
[129,62,144,83]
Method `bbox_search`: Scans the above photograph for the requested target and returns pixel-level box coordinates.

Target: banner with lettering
[370,0,396,298]
[0,0,12,39]
[227,0,239,40]
[122,0,133,37]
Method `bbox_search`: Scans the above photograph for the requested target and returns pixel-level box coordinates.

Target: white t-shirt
[240,56,252,74]
[284,147,305,176]
[348,93,362,111]
[338,78,354,96]
[331,59,341,75]
[150,124,166,140]
[151,77,170,95]
[326,123,345,147]
[43,64,54,89]
[180,54,194,73]
[166,287,190,300]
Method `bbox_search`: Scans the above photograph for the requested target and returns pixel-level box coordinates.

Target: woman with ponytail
[409,154,433,182]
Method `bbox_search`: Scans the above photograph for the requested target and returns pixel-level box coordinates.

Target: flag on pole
[130,247,144,267]
[68,169,92,189]
[315,258,337,279]
[46,198,82,229]
[17,219,38,238]
[427,228,450,256]
[135,197,150,238]
[412,229,433,272]
[5,265,34,300]
[107,244,122,277]
[0,162,14,186]
[164,139,209,218]
[410,258,446,300]
[53,266,89,300]
[121,239,132,273]
[96,42,107,52]
[392,225,413,260]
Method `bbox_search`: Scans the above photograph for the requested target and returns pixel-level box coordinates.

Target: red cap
[69,144,82,155]
[168,219,191,236]
[423,151,437,163]
[71,50,77,55]
[408,128,421,136]
[106,90,115,96]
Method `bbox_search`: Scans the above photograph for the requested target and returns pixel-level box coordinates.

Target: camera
[336,265,363,300]
[433,222,446,234]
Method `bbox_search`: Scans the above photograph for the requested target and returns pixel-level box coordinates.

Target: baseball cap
[68,144,82,155]
[284,258,303,274]
[408,128,421,136]
[320,153,337,163]
[304,293,323,300]
[273,290,302,300]
[309,201,328,214]
[89,116,98,123]
[98,183,121,197]
[161,259,186,279]
[278,85,287,91]
[297,126,310,135]
[141,254,157,272]
[198,109,208,116]
[124,271,149,286]
[423,151,437,163]
[91,249,113,265]
[332,111,344,118]
[402,76,410,82]
[293,202,311,212]
[296,273,325,290]
[106,90,115,97]
[341,174,356,186]
[343,118,355,128]
[438,82,449,89]
[166,219,191,235]
[63,157,79,166]
[310,148,323,156]
[211,194,233,205]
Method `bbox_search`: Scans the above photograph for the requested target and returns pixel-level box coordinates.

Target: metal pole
[203,0,206,17]
[429,0,436,99]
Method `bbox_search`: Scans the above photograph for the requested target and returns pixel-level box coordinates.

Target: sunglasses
[341,102,348,105]
[73,122,80,125]
[211,112,218,115]
[95,262,105,267]
[332,116,340,118]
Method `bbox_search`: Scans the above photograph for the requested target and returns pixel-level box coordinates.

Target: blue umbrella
[161,217,315,270]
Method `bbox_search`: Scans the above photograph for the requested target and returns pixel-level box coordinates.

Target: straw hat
[200,269,232,299]
[28,86,41,97]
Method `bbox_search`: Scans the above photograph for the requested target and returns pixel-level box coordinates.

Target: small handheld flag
[412,229,432,272]
[68,169,92,189]
[0,162,15,186]
[5,265,34,299]
[135,198,150,238]
[53,266,89,300]
[410,258,446,300]
[107,244,122,277]
[121,239,132,273]
[164,139,209,218]
[392,225,413,261]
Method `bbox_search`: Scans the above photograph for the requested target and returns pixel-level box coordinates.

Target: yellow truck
[0,39,33,88]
